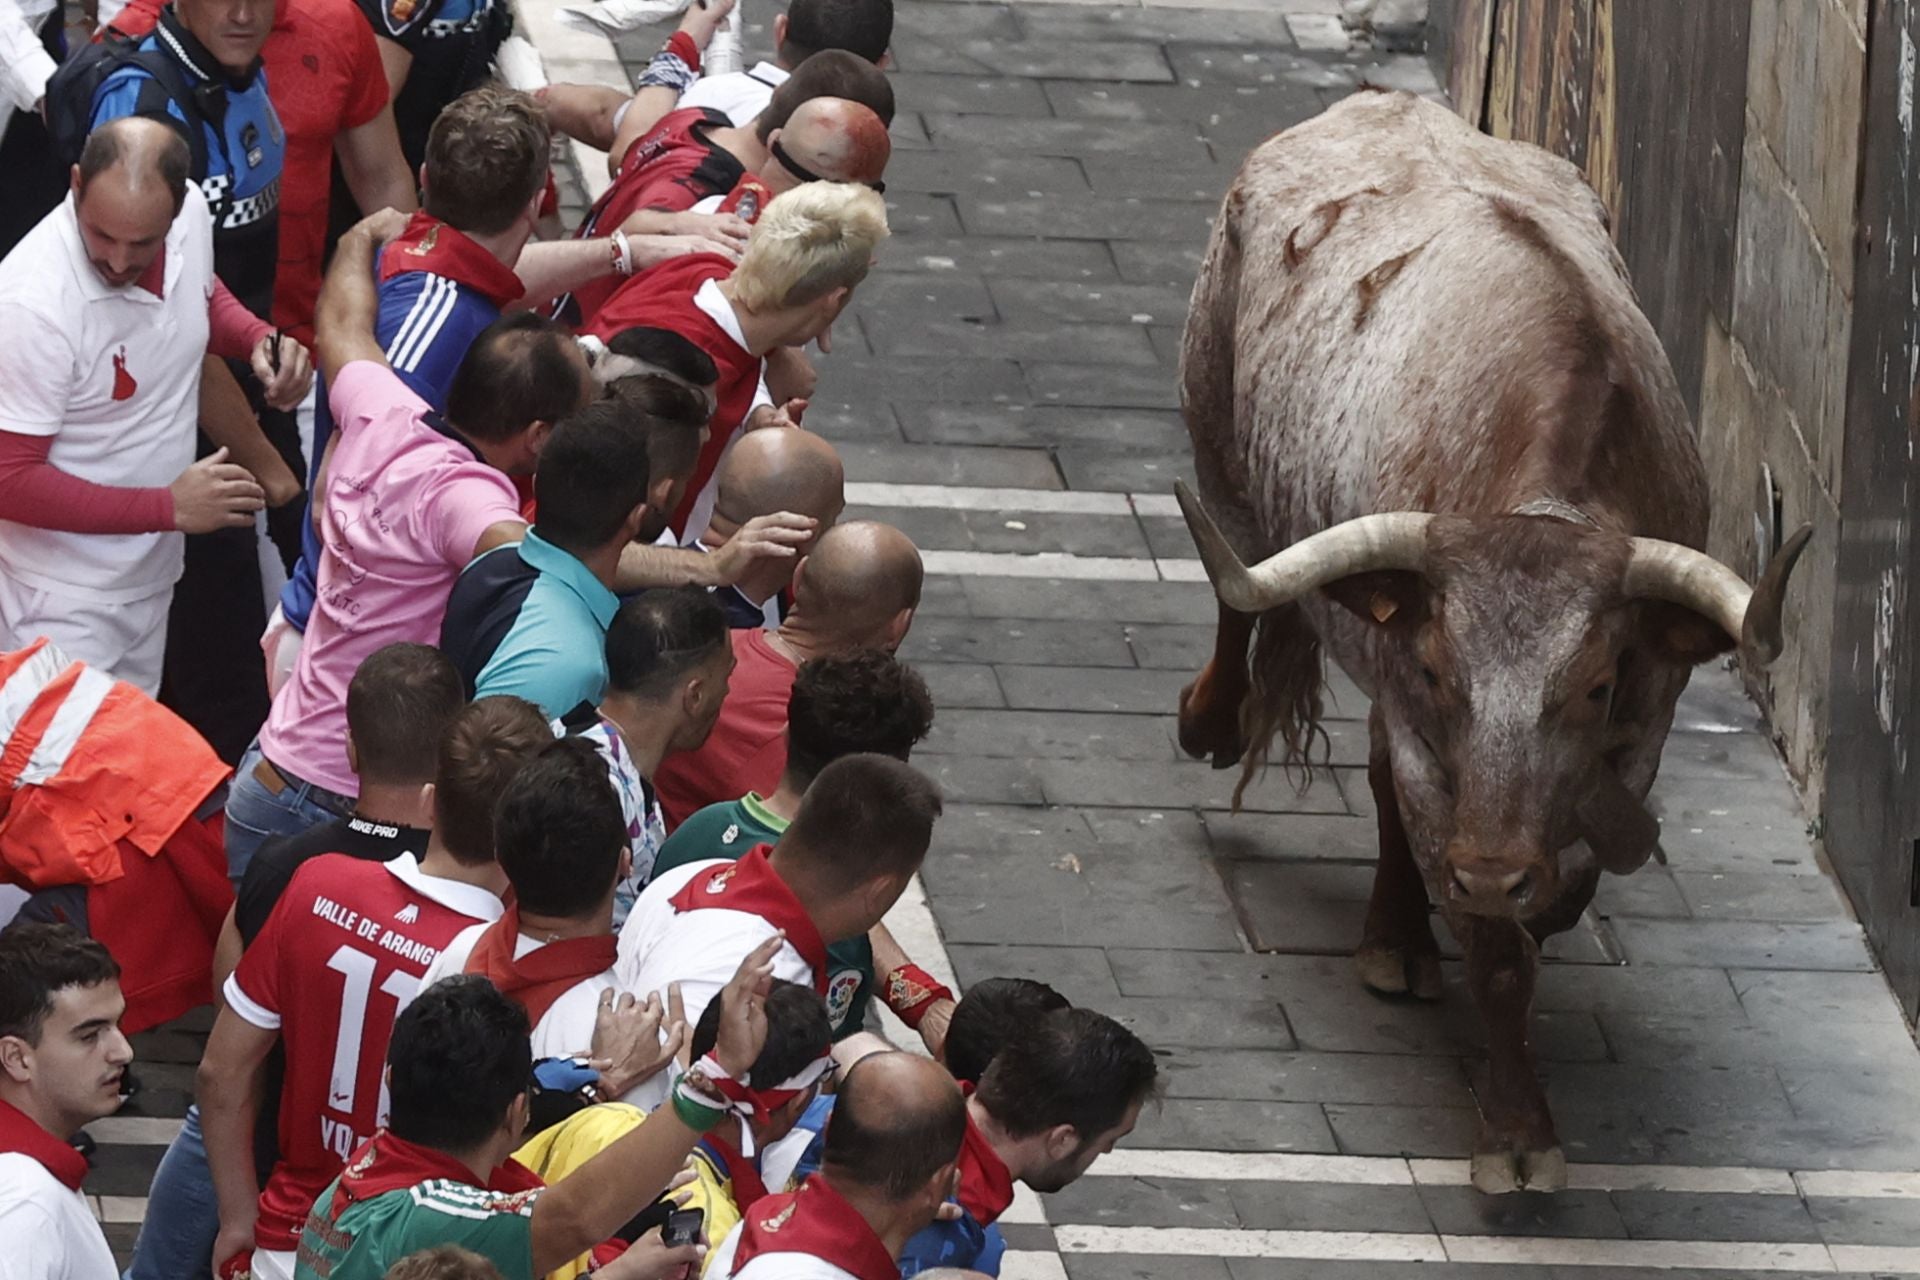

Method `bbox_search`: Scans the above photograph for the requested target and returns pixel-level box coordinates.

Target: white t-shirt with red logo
[612,858,817,1112]
[223,852,503,1252]
[0,189,213,602]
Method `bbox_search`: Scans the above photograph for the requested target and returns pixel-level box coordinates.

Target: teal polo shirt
[439,530,621,721]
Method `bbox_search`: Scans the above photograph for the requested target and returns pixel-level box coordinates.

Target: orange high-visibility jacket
[0,639,229,888]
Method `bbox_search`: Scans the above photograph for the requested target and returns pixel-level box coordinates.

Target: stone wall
[1697,0,1867,793]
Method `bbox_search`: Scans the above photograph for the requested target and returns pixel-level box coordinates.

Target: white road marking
[83,1116,189,1145]
[842,483,1208,579]
[920,550,1173,581]
[1099,1149,1414,1185]
[1830,1243,1920,1272]
[1413,1157,1799,1196]
[849,482,1135,515]
[1054,1225,1447,1263]
[95,1196,150,1225]
[1100,1149,1916,1198]
[1441,1235,1835,1271]
[1796,1169,1920,1198]
[1058,1225,1881,1272]
[999,1252,1070,1280]
[846,481,1185,520]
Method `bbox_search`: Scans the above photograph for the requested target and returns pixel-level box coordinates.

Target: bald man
[707,1051,965,1279]
[699,97,892,224]
[653,519,923,827]
[0,118,287,691]
[701,429,846,630]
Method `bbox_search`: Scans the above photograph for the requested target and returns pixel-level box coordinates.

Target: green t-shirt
[655,794,876,1038]
[294,1178,541,1280]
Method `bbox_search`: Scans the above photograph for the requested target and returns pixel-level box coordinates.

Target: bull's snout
[1449,865,1534,909]
[1443,843,1551,916]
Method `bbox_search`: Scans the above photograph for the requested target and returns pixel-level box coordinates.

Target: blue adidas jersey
[90,13,283,315]
[281,261,506,630]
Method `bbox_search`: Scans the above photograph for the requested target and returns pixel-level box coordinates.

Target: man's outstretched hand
[713,932,784,1077]
[707,511,815,586]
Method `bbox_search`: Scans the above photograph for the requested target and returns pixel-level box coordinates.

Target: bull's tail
[1232,603,1331,809]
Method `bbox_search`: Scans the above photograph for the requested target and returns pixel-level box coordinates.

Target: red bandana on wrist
[380,212,526,309]
[667,846,829,993]
[463,907,619,1026]
[0,1098,88,1191]
[734,1175,898,1280]
[954,1087,1015,1224]
[328,1129,543,1217]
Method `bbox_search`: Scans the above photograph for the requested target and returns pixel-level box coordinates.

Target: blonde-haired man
[584,183,888,547]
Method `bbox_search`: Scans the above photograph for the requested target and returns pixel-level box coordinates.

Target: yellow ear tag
[1369,593,1399,624]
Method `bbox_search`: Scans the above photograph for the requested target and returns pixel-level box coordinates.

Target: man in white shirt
[679,0,893,125]
[0,922,135,1280]
[706,1051,963,1280]
[422,738,682,1101]
[616,753,940,1110]
[0,118,299,692]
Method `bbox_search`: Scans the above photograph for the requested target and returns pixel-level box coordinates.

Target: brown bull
[1176,90,1809,1193]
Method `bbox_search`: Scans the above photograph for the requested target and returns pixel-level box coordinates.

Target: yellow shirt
[510,1103,747,1279]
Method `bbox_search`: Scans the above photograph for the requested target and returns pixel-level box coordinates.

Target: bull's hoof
[1470,1144,1568,1195]
[1177,676,1245,767]
[1354,945,1443,1001]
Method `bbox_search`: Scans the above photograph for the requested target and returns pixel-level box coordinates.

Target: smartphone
[664,1206,706,1249]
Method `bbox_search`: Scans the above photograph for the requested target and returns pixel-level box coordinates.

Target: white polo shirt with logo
[613,858,819,1111]
[0,187,213,603]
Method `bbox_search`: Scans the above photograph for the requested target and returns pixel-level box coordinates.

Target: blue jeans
[124,1105,216,1280]
[223,740,354,881]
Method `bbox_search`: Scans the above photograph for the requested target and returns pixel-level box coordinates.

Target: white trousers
[0,574,171,694]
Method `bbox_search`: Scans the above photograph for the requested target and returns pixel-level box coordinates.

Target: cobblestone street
[87,2,1920,1276]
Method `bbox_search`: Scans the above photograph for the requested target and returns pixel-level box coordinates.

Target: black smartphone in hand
[663,1207,706,1249]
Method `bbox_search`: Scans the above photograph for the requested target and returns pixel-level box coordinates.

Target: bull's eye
[1588,682,1613,703]
[1420,665,1440,689]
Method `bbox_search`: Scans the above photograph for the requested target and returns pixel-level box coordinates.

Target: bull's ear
[1638,601,1737,666]
[1322,570,1429,630]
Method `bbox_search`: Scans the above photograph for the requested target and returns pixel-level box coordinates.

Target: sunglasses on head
[771,139,886,196]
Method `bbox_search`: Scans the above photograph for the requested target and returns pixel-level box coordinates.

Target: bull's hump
[1232,90,1601,249]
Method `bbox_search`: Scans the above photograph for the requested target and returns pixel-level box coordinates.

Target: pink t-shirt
[258,361,522,794]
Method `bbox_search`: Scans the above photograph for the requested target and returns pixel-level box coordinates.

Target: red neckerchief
[700,1131,771,1211]
[462,906,618,1026]
[667,846,828,993]
[734,1175,897,1280]
[0,1098,88,1191]
[135,247,165,299]
[954,1087,1015,1224]
[718,173,775,224]
[328,1129,542,1218]
[380,211,525,309]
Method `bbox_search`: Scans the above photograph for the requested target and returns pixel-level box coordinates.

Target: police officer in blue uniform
[90,0,295,764]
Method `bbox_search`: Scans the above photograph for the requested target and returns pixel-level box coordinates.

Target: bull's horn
[1622,524,1813,665]
[1174,479,1433,614]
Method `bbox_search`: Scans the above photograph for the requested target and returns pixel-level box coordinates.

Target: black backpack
[42,30,214,178]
